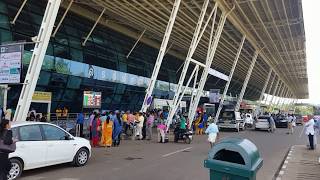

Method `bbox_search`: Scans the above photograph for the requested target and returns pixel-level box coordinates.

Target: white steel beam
[188,7,233,125]
[126,29,146,58]
[13,0,62,122]
[82,8,106,46]
[258,68,272,105]
[270,79,280,105]
[164,42,174,56]
[166,0,213,124]
[165,65,199,130]
[277,83,286,105]
[235,50,260,112]
[10,0,28,25]
[141,0,181,112]
[52,0,74,37]
[214,35,245,123]
[190,58,229,81]
[264,73,276,104]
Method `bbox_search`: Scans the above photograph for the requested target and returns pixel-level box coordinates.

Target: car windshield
[220,111,235,120]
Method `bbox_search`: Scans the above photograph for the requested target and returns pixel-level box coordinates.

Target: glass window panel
[42,55,55,70]
[37,71,51,86]
[0,14,10,29]
[67,76,81,89]
[0,29,12,42]
[70,48,83,62]
[42,125,67,140]
[69,61,85,77]
[55,57,71,74]
[19,125,43,141]
[62,89,76,101]
[54,43,70,59]
[68,37,82,49]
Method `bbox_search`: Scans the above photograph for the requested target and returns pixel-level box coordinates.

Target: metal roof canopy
[58,0,307,99]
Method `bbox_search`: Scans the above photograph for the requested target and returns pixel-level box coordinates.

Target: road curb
[272,146,293,180]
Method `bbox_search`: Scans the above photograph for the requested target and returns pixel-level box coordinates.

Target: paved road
[19,126,306,180]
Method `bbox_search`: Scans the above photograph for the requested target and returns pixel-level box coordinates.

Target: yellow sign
[32,91,52,102]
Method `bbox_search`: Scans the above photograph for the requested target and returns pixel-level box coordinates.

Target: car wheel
[8,159,23,180]
[73,148,89,167]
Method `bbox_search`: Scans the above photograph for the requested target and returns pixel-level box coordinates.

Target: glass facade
[0,0,227,112]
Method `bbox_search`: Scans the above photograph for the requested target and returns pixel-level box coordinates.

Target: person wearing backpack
[0,119,16,180]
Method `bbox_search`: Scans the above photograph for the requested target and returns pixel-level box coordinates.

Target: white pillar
[13,0,62,122]
[188,8,233,125]
[258,69,272,105]
[269,78,279,105]
[235,50,260,112]
[214,35,245,123]
[141,0,182,112]
[166,0,215,122]
[264,73,276,104]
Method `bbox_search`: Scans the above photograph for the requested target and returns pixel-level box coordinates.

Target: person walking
[91,113,101,147]
[205,122,219,148]
[0,119,16,180]
[112,112,122,146]
[157,123,167,143]
[304,116,315,150]
[122,111,129,135]
[146,111,155,140]
[76,113,84,137]
[136,112,144,140]
[287,115,294,134]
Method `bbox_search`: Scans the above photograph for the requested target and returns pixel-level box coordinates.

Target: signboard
[32,91,52,102]
[83,91,102,108]
[209,89,220,103]
[0,43,23,84]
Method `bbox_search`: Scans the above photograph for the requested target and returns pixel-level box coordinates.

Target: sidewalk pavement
[275,145,320,180]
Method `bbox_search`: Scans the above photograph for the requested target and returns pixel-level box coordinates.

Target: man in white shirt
[304,117,315,150]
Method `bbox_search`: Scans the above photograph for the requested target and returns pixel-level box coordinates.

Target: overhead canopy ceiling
[61,0,308,99]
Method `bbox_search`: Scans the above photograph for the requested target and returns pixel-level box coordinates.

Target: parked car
[274,114,288,128]
[255,115,274,132]
[218,110,245,132]
[294,114,303,125]
[8,122,91,180]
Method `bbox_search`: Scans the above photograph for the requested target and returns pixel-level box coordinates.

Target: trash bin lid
[208,138,262,170]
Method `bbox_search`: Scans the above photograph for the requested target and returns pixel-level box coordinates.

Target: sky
[302,1,320,105]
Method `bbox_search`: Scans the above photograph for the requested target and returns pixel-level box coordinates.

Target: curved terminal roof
[63,0,307,100]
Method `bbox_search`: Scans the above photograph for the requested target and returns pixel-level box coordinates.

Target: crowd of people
[76,110,169,148]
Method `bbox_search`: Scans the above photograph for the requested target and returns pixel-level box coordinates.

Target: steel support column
[269,78,279,105]
[126,29,146,58]
[235,50,260,112]
[214,35,246,123]
[258,69,272,105]
[13,0,62,122]
[141,0,181,112]
[264,73,276,104]
[52,0,74,37]
[165,65,199,130]
[165,0,215,120]
[11,0,28,25]
[188,8,233,125]
[82,8,106,46]
[277,83,286,106]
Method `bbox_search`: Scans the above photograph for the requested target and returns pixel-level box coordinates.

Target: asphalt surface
[19,126,306,180]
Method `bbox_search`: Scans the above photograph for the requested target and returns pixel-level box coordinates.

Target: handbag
[0,131,16,153]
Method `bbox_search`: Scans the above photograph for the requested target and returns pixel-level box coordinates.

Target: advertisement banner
[83,91,102,108]
[0,43,23,84]
[209,89,220,103]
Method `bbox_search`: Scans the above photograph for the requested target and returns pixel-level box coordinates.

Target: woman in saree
[112,112,122,146]
[101,115,113,147]
[91,114,101,147]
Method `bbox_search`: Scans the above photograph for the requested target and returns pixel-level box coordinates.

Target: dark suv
[274,114,288,128]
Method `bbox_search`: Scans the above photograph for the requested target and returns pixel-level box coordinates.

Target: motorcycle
[173,123,193,144]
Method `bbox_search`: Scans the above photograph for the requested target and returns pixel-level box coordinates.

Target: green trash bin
[204,138,263,180]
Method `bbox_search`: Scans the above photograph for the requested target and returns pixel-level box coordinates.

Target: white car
[255,116,274,132]
[8,122,91,180]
